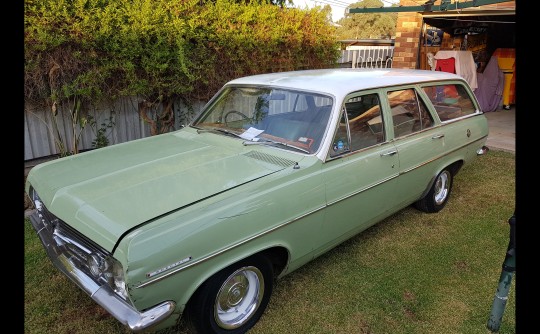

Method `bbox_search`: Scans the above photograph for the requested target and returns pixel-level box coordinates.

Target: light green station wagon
[26,68,489,333]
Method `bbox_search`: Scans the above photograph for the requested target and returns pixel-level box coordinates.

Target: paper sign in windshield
[240,127,264,141]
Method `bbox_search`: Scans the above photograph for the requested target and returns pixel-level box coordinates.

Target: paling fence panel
[24,108,56,161]
[24,97,206,161]
[26,101,119,161]
[114,98,148,144]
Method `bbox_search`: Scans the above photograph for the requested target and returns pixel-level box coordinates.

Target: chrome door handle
[432,134,445,139]
[380,150,398,156]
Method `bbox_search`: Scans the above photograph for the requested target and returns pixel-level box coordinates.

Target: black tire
[414,168,453,213]
[184,254,274,334]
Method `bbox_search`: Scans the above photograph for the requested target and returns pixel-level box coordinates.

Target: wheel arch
[418,159,463,201]
[180,245,290,315]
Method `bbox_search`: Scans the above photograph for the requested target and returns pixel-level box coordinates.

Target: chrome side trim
[326,174,399,207]
[399,135,487,175]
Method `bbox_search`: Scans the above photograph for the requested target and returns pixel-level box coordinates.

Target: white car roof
[226,68,464,95]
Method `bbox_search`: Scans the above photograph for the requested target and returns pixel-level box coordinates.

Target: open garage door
[420,8,515,110]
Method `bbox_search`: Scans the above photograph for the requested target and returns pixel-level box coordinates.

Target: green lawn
[24,150,516,334]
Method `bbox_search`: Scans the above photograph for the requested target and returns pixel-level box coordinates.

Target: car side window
[329,108,350,158]
[387,88,434,138]
[347,94,384,151]
[421,83,477,122]
[329,93,383,158]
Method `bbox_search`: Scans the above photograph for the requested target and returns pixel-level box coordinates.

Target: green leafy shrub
[25,0,340,110]
[89,113,115,149]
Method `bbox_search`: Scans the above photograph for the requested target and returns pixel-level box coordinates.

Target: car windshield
[191,86,334,154]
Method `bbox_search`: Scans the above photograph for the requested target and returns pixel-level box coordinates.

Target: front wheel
[414,168,453,213]
[184,254,274,334]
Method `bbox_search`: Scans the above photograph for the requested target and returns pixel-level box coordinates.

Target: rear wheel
[415,168,453,213]
[184,254,274,334]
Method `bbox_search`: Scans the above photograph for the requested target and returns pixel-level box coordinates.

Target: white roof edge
[226,68,466,96]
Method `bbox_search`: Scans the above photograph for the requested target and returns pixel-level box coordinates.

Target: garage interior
[419,7,515,111]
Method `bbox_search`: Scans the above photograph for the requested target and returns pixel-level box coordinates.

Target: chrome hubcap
[434,171,450,205]
[215,266,264,329]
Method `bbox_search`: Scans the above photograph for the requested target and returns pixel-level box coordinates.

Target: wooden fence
[24,97,206,162]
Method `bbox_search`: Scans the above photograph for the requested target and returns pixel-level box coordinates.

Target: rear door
[380,85,444,208]
[385,81,482,208]
[420,81,488,159]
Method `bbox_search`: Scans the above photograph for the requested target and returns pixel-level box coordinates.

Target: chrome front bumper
[28,213,176,332]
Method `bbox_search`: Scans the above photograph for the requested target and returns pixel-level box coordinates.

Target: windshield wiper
[196,127,243,139]
[243,138,310,154]
[197,127,310,153]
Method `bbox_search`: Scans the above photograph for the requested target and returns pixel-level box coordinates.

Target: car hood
[27,130,299,252]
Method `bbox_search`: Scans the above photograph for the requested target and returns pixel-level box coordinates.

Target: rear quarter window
[386,88,434,138]
[422,83,477,122]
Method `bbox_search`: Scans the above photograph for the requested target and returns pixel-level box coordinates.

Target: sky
[294,0,401,23]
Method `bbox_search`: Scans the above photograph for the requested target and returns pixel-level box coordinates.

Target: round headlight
[87,254,102,277]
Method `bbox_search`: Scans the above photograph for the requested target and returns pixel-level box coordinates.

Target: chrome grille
[30,190,109,284]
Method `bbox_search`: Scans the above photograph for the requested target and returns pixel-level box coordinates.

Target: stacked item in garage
[492,48,515,110]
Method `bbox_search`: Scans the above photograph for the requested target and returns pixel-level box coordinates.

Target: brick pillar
[393,0,424,69]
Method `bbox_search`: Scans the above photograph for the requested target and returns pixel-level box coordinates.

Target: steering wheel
[223,110,250,125]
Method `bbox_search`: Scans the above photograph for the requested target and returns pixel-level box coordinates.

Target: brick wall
[393,1,423,69]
